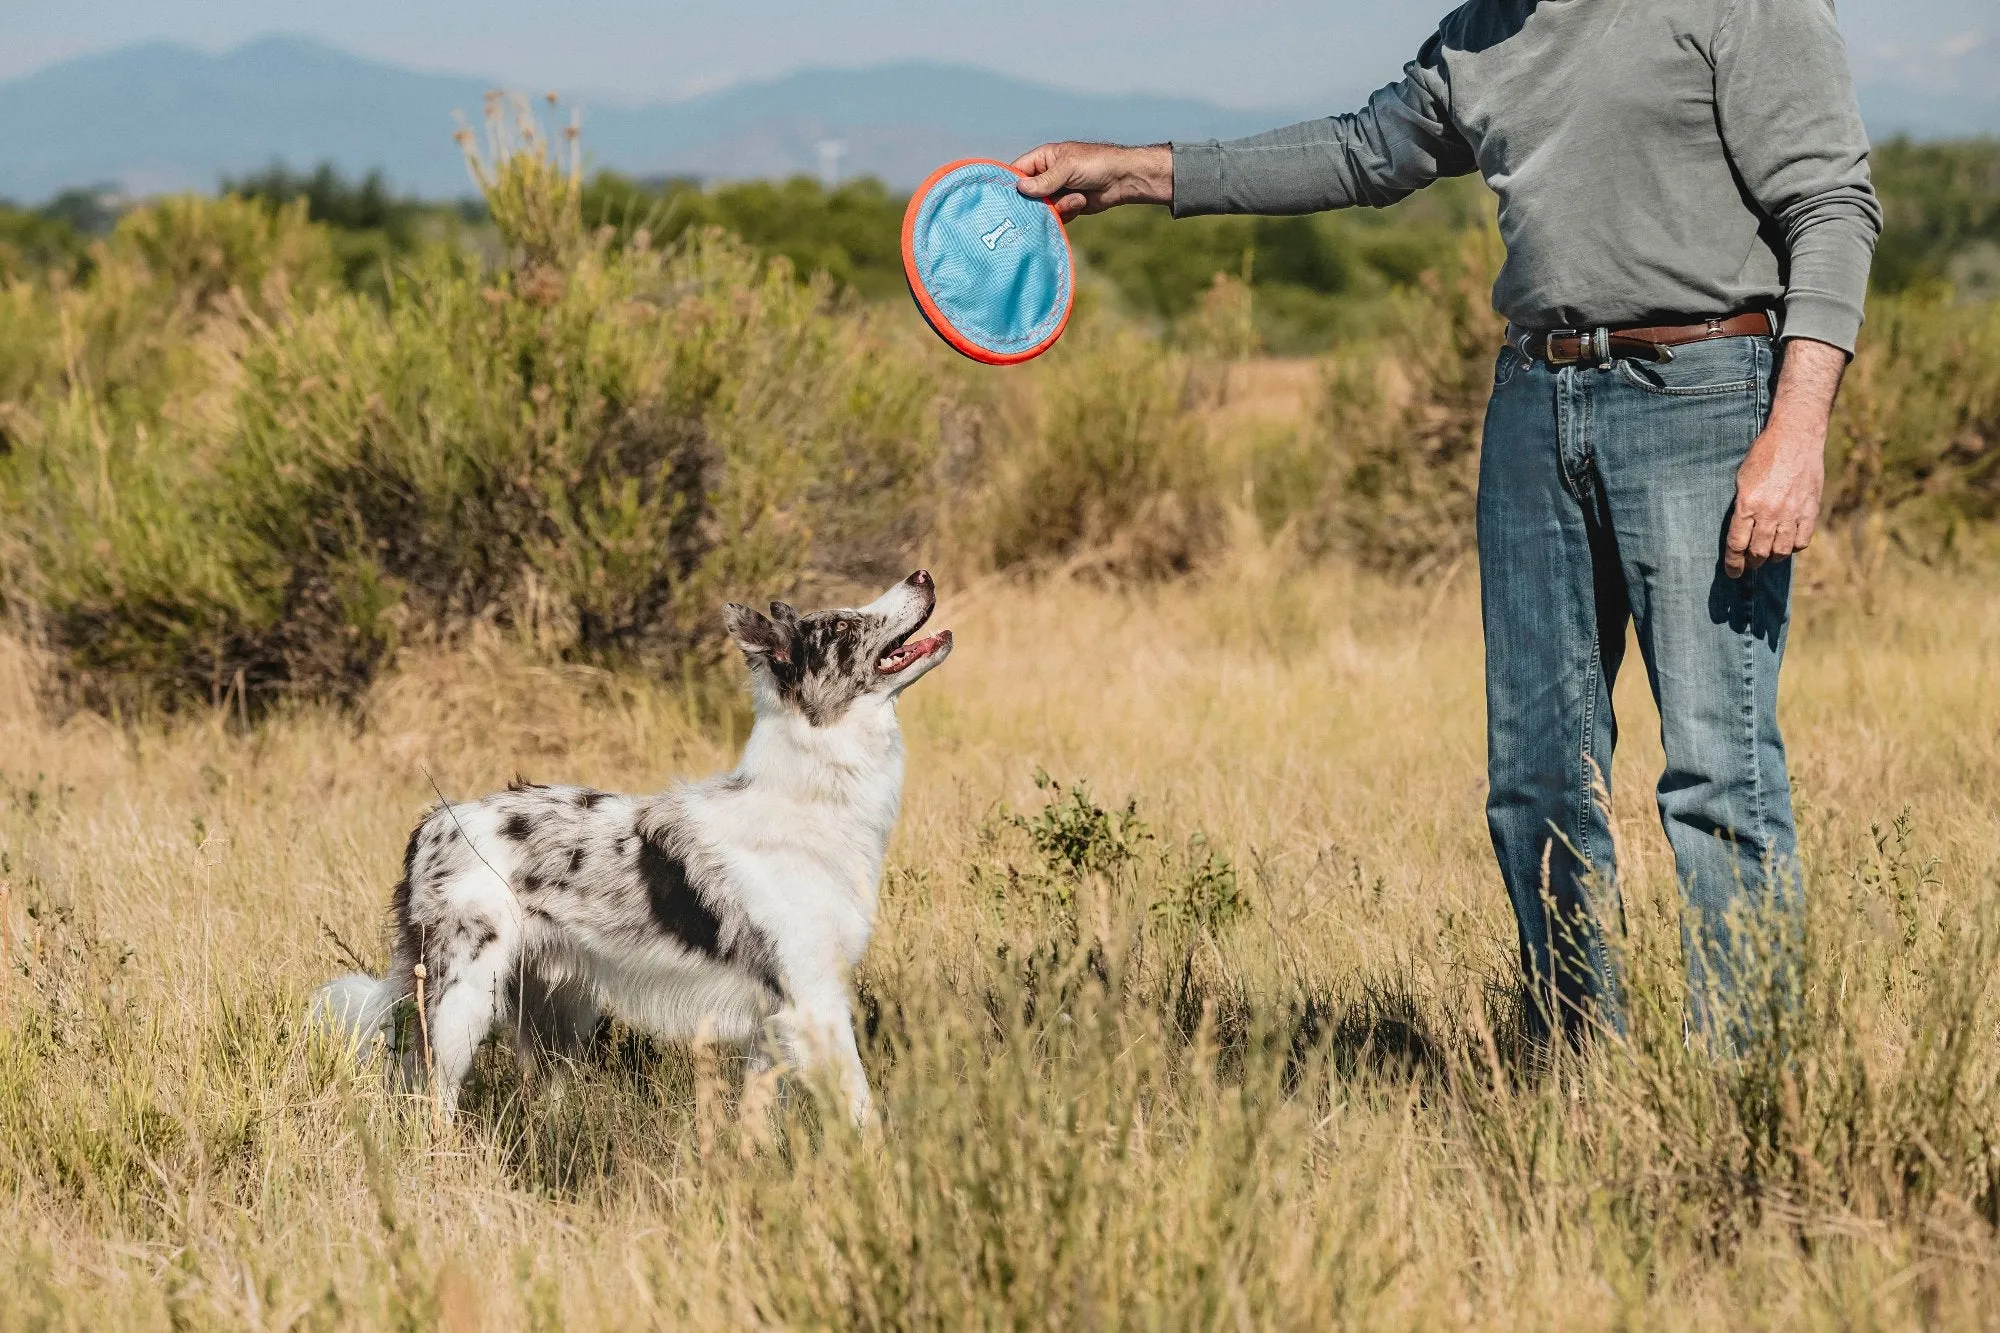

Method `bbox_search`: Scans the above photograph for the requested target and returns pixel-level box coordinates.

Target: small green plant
[982,771,1153,924]
[1855,807,1944,961]
[990,773,1249,936]
[1012,770,1152,880]
[1153,830,1250,935]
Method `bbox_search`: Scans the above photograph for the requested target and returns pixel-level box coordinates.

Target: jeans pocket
[1614,336,1762,396]
[1494,344,1525,389]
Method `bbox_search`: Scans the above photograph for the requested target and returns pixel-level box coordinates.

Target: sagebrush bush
[196,234,938,705]
[974,322,1222,578]
[0,193,332,425]
[1315,225,1506,577]
[1827,292,2000,559]
[108,192,340,321]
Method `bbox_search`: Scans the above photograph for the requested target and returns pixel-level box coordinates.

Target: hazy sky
[7,0,1993,108]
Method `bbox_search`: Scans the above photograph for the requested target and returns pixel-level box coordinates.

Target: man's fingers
[1011,144,1057,177]
[1724,508,1756,577]
[1725,509,1756,554]
[1014,145,1083,199]
[1729,510,1818,575]
[1749,516,1782,564]
[1054,193,1089,221]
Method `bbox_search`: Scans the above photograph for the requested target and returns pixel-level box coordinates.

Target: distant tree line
[4,137,1995,346]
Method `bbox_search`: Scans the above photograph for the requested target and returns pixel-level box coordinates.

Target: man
[1013,0,1880,1039]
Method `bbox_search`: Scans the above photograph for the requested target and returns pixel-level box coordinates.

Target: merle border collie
[312,570,952,1125]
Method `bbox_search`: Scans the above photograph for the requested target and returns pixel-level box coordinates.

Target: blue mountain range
[1,34,1992,203]
[0,37,1307,202]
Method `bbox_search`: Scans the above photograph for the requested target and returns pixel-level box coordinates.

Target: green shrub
[1011,770,1153,884]
[983,773,1249,939]
[1297,225,1505,576]
[0,207,87,283]
[1828,292,2000,557]
[223,162,436,297]
[1151,830,1250,936]
[1869,137,2000,298]
[973,321,1222,578]
[586,173,911,304]
[106,193,339,320]
[0,191,337,435]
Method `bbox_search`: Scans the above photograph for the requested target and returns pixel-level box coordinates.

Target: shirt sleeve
[1713,0,1882,353]
[1170,30,1477,218]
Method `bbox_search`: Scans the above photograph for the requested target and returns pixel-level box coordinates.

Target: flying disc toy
[902,159,1075,365]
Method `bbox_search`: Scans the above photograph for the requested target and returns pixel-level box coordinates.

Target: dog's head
[724,570,953,725]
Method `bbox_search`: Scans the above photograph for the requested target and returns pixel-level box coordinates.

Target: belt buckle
[1545,328,1582,367]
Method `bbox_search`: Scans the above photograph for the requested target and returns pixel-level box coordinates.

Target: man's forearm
[1769,337,1847,437]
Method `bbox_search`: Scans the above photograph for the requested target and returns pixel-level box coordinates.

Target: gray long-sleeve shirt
[1171,0,1882,352]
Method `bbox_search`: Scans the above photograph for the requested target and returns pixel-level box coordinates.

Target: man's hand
[1011,142,1174,220]
[1723,337,1847,579]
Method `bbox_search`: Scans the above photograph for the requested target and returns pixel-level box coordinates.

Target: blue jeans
[1478,334,1798,1040]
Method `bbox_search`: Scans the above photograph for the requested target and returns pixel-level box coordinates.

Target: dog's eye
[835,620,854,637]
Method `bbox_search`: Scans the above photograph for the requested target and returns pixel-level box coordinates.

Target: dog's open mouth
[874,583,950,675]
[876,631,951,674]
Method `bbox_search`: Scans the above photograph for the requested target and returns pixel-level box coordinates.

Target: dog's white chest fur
[700,702,906,967]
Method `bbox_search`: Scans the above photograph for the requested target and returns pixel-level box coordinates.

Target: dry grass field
[3,537,1998,1330]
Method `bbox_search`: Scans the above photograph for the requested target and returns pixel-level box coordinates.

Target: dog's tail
[310,972,399,1051]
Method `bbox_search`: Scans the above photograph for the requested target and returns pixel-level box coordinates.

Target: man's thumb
[1012,147,1070,197]
[1015,169,1063,199]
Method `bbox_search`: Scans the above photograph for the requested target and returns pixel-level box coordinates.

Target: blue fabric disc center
[908,163,1071,357]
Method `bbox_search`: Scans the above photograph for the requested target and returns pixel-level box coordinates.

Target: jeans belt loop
[1593,326,1613,369]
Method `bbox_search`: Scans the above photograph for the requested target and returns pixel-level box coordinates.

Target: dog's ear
[768,601,800,627]
[724,603,792,664]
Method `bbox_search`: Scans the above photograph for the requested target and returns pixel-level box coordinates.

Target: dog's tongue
[877,631,950,674]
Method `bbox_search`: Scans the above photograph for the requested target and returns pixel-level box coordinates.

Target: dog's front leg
[823,1007,874,1129]
[768,983,873,1128]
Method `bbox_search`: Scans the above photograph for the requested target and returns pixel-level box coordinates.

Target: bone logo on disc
[980,218,1018,251]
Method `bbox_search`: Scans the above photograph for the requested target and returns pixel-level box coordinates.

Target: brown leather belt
[1513,312,1774,366]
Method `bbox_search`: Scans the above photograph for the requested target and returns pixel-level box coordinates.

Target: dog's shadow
[1192,978,1455,1098]
[453,1021,734,1196]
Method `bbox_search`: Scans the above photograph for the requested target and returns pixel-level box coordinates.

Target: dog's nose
[907,570,933,588]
